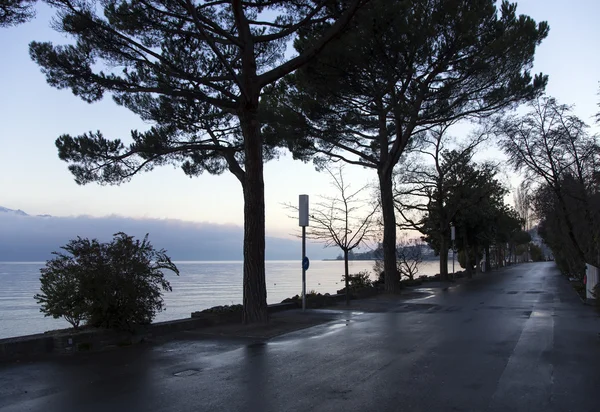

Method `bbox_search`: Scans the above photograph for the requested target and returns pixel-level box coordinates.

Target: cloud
[0,211,334,261]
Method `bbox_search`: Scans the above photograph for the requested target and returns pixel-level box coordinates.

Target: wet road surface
[1,262,599,411]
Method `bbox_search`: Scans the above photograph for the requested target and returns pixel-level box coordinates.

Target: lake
[0,259,445,339]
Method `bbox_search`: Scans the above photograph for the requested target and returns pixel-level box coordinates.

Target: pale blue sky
[0,1,598,238]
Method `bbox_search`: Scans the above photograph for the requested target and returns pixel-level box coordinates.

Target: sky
[0,0,599,240]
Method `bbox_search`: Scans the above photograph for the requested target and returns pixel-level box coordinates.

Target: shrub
[458,250,476,270]
[35,257,87,329]
[343,271,373,290]
[199,304,243,314]
[529,243,544,262]
[35,232,178,330]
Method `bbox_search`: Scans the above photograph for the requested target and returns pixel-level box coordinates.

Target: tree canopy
[0,0,36,27]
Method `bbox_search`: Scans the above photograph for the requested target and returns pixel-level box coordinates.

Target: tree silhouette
[497,96,600,273]
[30,0,368,323]
[394,122,490,279]
[264,0,548,292]
[0,0,35,27]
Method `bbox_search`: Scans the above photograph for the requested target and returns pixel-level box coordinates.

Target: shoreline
[1,263,527,363]
[0,274,461,363]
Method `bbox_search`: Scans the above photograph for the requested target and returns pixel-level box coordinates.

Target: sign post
[299,195,309,311]
[451,223,456,279]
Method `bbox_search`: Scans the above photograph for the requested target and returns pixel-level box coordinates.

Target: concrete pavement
[1,262,599,412]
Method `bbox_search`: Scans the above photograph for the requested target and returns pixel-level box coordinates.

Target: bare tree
[397,238,424,281]
[372,236,424,282]
[497,96,600,270]
[285,166,378,304]
[514,181,534,231]
[596,87,600,124]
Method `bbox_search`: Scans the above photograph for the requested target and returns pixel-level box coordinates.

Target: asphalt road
[1,262,599,412]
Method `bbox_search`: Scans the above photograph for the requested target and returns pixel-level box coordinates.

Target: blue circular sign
[302,256,310,270]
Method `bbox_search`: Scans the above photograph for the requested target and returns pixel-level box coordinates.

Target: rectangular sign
[299,194,309,226]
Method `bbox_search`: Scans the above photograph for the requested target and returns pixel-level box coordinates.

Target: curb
[0,301,303,363]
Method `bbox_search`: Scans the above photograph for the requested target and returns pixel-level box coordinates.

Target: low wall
[0,302,299,362]
[0,333,54,360]
[281,293,347,308]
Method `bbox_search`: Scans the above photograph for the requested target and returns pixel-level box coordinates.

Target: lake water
[0,260,444,339]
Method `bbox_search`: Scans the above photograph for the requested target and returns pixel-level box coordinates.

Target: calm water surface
[0,260,444,339]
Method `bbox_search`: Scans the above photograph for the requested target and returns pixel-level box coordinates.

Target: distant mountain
[0,206,333,261]
[0,206,29,216]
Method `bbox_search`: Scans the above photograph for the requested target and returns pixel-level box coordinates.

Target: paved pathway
[1,262,599,411]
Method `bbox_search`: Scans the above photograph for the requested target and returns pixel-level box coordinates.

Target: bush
[282,292,338,308]
[35,233,178,330]
[343,271,373,290]
[529,243,544,262]
[199,304,243,314]
[458,250,476,270]
[400,278,423,287]
[34,258,87,329]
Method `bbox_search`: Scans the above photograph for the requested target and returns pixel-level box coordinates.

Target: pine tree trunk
[344,249,350,305]
[240,107,268,324]
[440,234,449,281]
[379,169,400,293]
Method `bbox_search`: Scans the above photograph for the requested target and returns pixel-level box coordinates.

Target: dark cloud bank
[0,207,333,261]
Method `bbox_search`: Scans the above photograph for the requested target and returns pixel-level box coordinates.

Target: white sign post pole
[451,223,456,279]
[299,195,309,311]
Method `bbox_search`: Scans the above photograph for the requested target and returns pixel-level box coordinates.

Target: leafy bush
[35,233,178,330]
[342,271,373,290]
[34,258,87,329]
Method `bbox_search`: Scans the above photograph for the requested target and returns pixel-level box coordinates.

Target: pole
[299,194,309,311]
[451,224,455,280]
[302,225,306,311]
[452,241,455,278]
